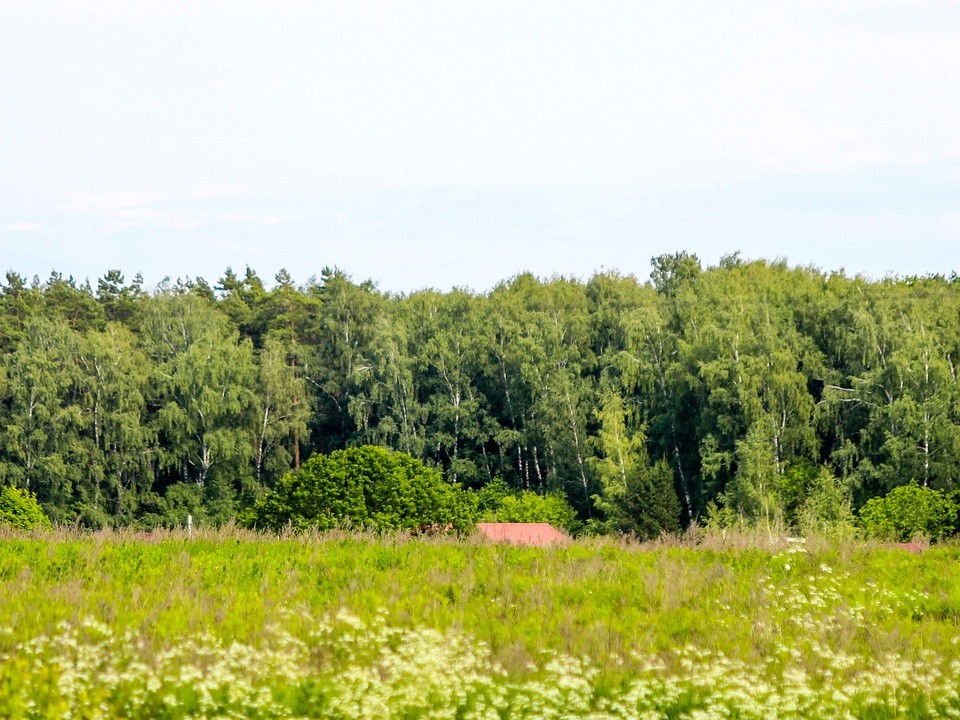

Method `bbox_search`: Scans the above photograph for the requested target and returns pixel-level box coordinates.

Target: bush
[0,486,52,531]
[797,467,857,539]
[857,483,957,542]
[239,446,476,533]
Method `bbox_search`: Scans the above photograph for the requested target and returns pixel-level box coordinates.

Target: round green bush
[239,446,476,533]
[0,485,53,531]
[857,484,957,542]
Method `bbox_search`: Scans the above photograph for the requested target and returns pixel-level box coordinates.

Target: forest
[3,252,960,535]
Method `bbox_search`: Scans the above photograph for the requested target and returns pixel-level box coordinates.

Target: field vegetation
[2,529,960,718]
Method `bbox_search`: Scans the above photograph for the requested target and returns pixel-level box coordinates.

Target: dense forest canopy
[2,254,960,532]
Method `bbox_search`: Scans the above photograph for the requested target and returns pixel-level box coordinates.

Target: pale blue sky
[2,1,959,291]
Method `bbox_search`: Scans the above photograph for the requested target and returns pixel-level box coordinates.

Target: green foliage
[590,393,682,538]
[474,477,512,515]
[0,485,52,530]
[609,458,682,538]
[778,460,817,526]
[240,445,475,533]
[710,464,857,538]
[252,335,311,486]
[857,483,957,542]
[719,421,785,526]
[477,478,580,533]
[797,467,856,539]
[6,258,960,537]
[145,292,256,499]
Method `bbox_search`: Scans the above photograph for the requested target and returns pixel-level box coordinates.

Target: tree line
[3,253,960,535]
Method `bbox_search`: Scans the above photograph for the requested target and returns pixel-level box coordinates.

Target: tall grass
[2,528,960,717]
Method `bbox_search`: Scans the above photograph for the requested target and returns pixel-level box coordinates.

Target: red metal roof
[476,522,569,546]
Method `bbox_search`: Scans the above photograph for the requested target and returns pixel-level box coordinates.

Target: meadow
[2,529,960,718]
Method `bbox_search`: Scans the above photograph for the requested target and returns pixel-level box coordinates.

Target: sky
[1,0,959,293]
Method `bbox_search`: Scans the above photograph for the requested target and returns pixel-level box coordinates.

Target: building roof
[476,522,569,546]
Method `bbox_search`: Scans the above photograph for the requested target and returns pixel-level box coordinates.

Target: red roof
[897,542,926,554]
[476,522,569,546]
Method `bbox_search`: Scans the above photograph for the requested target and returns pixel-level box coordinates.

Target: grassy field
[2,529,960,718]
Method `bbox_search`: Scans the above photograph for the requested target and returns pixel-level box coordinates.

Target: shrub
[0,485,52,531]
[797,467,857,539]
[857,483,957,542]
[239,446,475,533]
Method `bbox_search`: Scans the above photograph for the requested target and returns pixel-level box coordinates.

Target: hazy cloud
[5,222,44,232]
[2,1,959,287]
